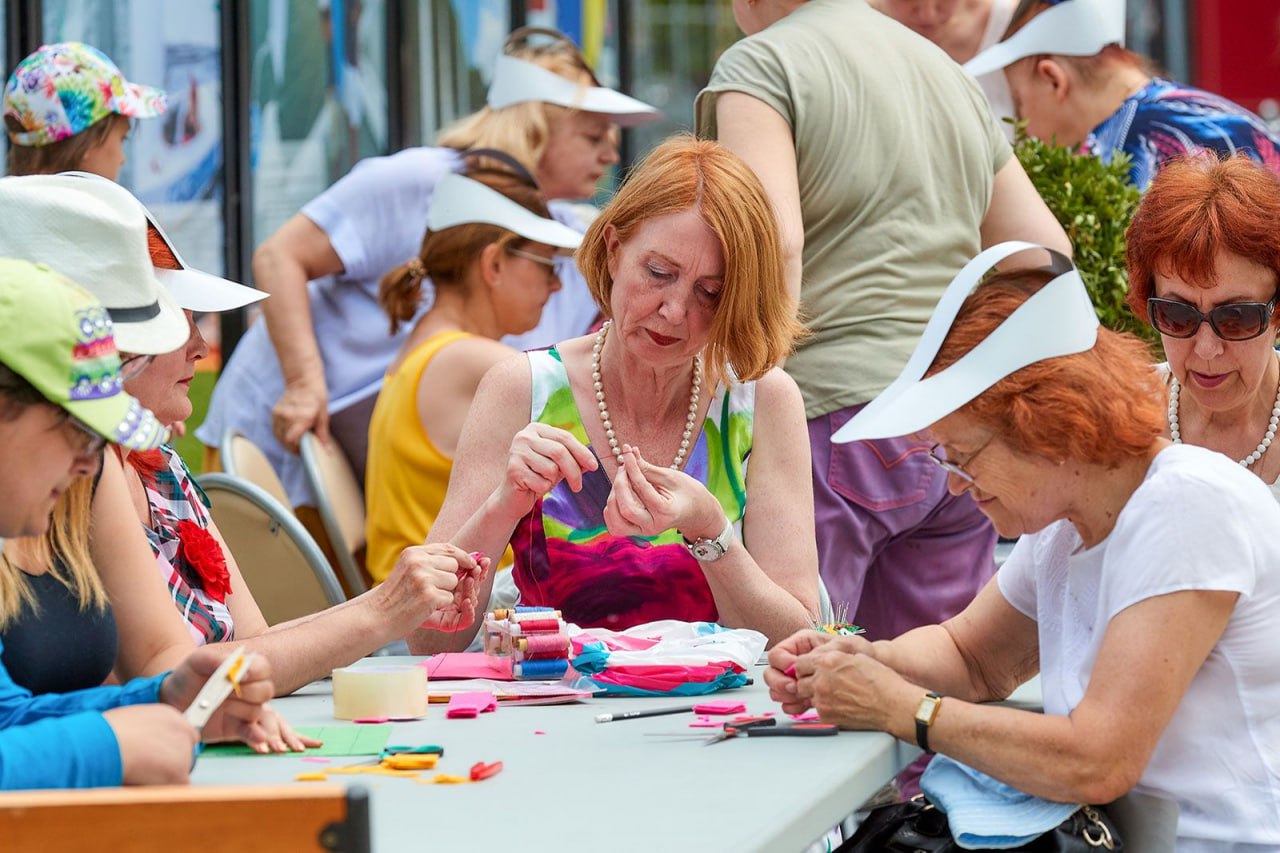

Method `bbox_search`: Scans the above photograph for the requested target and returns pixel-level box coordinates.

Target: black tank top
[1,569,118,694]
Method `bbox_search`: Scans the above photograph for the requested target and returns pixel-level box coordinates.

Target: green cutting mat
[201,724,391,757]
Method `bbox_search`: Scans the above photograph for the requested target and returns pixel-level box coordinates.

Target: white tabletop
[193,658,920,852]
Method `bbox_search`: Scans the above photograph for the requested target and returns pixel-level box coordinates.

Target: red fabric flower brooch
[177,519,232,603]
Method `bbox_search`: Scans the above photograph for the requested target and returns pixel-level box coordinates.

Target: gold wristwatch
[914,692,943,754]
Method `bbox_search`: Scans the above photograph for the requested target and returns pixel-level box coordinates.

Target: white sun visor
[428,172,584,251]
[963,0,1127,78]
[832,242,1100,443]
[486,55,661,126]
[145,211,267,312]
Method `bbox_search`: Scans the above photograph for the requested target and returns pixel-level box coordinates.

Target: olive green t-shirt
[697,0,1012,419]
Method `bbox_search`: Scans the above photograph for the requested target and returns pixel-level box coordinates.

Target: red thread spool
[517,633,570,658]
[513,618,562,633]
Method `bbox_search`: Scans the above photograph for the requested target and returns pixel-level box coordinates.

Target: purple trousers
[808,404,997,642]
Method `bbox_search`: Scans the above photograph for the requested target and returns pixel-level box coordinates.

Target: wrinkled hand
[498,423,597,517]
[251,704,323,754]
[159,645,274,745]
[272,380,329,454]
[791,643,910,732]
[764,629,843,713]
[104,704,199,785]
[604,445,716,538]
[401,544,490,633]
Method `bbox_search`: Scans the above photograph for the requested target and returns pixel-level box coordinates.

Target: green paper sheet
[200,724,392,758]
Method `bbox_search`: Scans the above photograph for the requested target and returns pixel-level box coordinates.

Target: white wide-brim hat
[428,172,585,250]
[833,242,1100,443]
[486,55,661,127]
[964,0,1126,77]
[0,174,188,355]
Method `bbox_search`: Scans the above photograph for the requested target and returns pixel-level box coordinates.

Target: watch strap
[681,517,734,560]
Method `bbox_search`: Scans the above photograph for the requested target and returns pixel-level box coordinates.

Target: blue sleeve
[0,713,123,789]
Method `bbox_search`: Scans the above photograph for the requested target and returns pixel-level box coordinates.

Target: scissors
[183,647,254,734]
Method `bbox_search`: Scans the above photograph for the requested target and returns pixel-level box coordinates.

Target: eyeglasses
[119,353,155,381]
[507,248,560,281]
[1147,296,1277,342]
[927,436,994,485]
[47,404,107,459]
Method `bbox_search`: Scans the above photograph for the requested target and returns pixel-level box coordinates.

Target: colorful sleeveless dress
[511,347,755,629]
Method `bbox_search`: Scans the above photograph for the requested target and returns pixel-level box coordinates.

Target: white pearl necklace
[1168,354,1280,467]
[591,320,702,470]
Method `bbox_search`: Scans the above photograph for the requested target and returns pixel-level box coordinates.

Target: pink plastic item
[446,691,499,719]
[692,700,746,715]
[790,709,821,721]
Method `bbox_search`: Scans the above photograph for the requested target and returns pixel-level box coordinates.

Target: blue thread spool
[513,658,569,680]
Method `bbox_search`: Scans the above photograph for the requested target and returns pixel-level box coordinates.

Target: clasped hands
[499,424,722,540]
[764,630,915,732]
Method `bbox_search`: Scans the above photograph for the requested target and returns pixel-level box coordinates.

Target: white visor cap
[964,0,1126,78]
[832,242,1100,443]
[428,173,584,252]
[486,55,661,126]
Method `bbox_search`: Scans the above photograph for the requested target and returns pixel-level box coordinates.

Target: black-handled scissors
[705,716,838,746]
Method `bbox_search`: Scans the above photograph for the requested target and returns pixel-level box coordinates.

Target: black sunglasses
[1147,296,1277,342]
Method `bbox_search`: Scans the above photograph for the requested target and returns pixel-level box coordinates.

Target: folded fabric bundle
[568,620,766,697]
[921,755,1081,848]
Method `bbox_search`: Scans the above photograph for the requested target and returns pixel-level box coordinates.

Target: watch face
[915,696,941,724]
[691,541,724,561]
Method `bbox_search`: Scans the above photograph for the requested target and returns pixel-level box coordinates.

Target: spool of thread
[512,658,569,680]
[509,618,563,635]
[515,633,570,659]
[491,606,558,621]
[508,608,563,623]
[332,665,429,721]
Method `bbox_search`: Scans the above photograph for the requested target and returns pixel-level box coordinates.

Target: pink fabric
[423,653,513,680]
[585,663,739,692]
[692,700,746,715]
[446,692,499,718]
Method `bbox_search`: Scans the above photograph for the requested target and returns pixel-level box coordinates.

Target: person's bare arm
[253,213,344,452]
[981,156,1072,259]
[712,92,805,317]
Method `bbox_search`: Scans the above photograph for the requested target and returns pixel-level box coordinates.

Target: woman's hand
[272,378,328,454]
[404,544,490,633]
[496,423,598,517]
[792,643,914,731]
[764,629,841,712]
[158,645,274,744]
[247,704,323,753]
[604,445,720,539]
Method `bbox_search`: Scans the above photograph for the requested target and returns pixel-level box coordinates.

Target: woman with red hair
[1126,155,1280,498]
[766,247,1280,849]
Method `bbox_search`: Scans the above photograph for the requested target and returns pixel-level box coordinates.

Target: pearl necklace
[591,320,702,470]
[1168,354,1280,467]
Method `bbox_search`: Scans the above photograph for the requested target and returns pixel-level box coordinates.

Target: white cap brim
[832,242,1100,443]
[486,55,661,127]
[143,209,267,312]
[964,0,1127,77]
[429,173,584,250]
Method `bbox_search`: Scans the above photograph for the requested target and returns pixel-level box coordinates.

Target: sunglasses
[1147,296,1277,342]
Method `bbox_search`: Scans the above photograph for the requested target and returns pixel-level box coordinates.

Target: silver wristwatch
[682,518,735,563]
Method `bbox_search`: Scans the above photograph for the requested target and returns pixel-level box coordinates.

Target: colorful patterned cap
[0,258,166,450]
[4,42,166,147]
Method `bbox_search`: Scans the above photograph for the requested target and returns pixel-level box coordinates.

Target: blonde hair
[0,477,104,629]
[436,31,597,177]
[577,135,804,383]
[379,168,551,334]
[5,113,129,176]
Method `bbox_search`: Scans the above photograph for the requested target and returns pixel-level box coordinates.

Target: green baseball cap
[0,258,167,450]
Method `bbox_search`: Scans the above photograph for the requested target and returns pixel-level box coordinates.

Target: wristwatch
[914,692,943,754]
[681,518,735,562]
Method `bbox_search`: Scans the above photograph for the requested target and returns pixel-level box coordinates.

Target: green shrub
[1011,122,1153,343]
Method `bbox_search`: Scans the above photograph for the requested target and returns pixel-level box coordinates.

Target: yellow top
[365,329,512,581]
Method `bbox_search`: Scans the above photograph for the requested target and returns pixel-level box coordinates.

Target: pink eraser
[692,700,746,715]
[352,717,389,724]
[446,691,498,719]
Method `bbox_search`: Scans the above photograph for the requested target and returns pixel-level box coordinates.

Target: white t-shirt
[998,444,1280,851]
[975,0,1017,136]
[198,146,600,504]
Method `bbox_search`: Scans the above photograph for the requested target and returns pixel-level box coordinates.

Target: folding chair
[0,784,370,852]
[219,428,291,509]
[198,472,345,625]
[300,431,369,596]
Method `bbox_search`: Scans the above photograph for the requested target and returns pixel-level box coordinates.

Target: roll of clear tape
[331,665,429,720]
